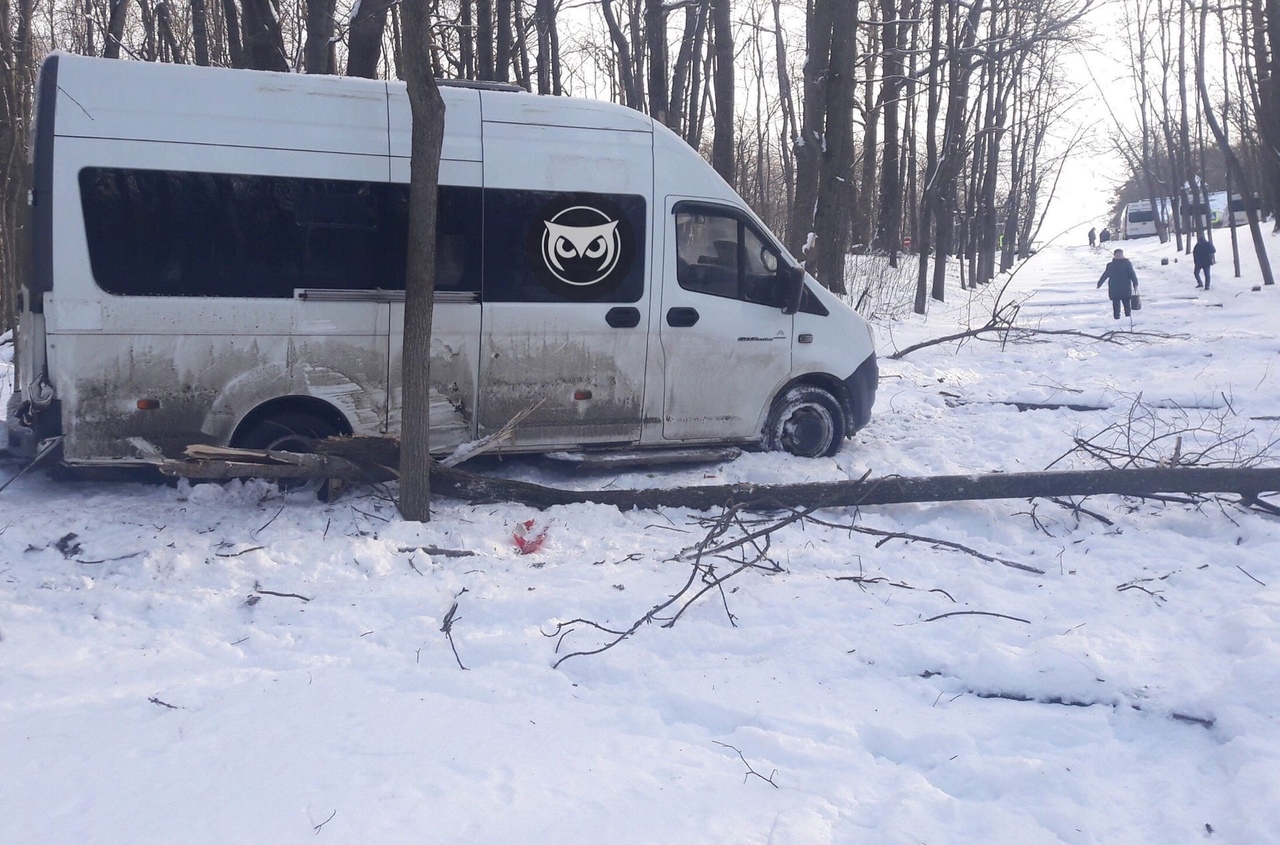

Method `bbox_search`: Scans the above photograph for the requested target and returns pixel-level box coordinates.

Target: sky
[3,228,1279,843]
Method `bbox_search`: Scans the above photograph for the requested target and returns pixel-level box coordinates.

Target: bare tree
[303,0,336,72]
[710,0,735,182]
[1,0,35,331]
[809,0,856,294]
[399,0,447,521]
[1193,0,1273,284]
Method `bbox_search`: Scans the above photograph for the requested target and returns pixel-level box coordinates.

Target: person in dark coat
[1088,227,1097,247]
[1099,227,1112,244]
[1097,248,1138,319]
[1192,235,1217,289]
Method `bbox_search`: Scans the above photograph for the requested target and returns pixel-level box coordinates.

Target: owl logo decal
[527,195,636,300]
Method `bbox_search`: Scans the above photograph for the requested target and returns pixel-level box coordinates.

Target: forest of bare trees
[1107,0,1278,284]
[4,0,1279,332]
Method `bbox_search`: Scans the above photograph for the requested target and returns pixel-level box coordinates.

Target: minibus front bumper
[843,354,878,433]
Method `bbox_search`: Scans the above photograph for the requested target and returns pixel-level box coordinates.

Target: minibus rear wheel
[236,411,339,454]
[233,412,344,498]
[765,385,846,458]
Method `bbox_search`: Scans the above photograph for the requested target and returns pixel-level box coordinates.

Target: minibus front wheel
[764,385,847,458]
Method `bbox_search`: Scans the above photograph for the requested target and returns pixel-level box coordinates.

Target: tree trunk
[647,0,670,125]
[671,0,709,140]
[240,0,289,71]
[476,0,494,79]
[160,453,1280,514]
[534,0,552,93]
[914,0,943,314]
[221,0,246,67]
[347,0,393,78]
[601,0,640,107]
[192,0,211,66]
[811,0,856,294]
[710,0,735,184]
[1197,0,1275,284]
[0,0,35,332]
[495,0,512,82]
[789,0,833,262]
[399,0,447,522]
[303,0,337,73]
[459,0,474,78]
[876,0,905,262]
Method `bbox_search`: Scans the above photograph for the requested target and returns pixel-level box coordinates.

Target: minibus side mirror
[781,265,806,315]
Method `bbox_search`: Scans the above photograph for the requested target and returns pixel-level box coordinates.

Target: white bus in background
[1121,198,1168,239]
[5,54,879,470]
[1179,194,1221,229]
[1216,192,1263,228]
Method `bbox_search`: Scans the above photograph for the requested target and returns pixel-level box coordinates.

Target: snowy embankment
[2,234,1279,844]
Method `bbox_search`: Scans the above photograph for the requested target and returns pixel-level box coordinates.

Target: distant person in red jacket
[1193,236,1217,289]
[1097,248,1138,319]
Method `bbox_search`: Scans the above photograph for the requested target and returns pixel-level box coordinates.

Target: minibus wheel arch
[231,398,353,453]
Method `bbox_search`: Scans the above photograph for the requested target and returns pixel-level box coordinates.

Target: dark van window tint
[675,207,785,307]
[78,168,481,297]
[483,189,646,303]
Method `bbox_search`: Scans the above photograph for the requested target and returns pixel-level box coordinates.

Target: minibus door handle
[605,306,642,328]
[665,307,700,327]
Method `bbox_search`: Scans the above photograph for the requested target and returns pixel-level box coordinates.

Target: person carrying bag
[1097,248,1139,319]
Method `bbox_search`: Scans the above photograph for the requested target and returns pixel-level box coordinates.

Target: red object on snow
[512,519,549,554]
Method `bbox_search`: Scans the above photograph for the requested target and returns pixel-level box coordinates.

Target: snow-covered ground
[3,233,1279,844]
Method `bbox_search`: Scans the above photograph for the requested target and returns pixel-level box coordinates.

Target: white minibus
[1121,199,1166,239]
[5,54,877,469]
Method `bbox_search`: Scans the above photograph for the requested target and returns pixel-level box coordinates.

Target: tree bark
[876,0,905,262]
[221,0,246,67]
[0,0,35,332]
[103,0,130,58]
[710,0,735,184]
[646,0,670,124]
[810,0,856,294]
[788,0,833,262]
[347,0,394,78]
[240,0,289,71]
[476,0,494,79]
[192,0,211,65]
[159,452,1280,514]
[495,0,512,82]
[303,0,337,73]
[399,0,446,522]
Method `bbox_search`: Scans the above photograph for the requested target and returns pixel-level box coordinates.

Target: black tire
[234,411,339,454]
[233,412,341,496]
[764,385,846,458]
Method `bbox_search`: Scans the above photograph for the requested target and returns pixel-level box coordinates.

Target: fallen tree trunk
[157,444,1280,511]
[434,464,1280,510]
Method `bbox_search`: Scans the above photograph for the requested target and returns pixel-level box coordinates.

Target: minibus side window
[675,209,784,307]
[78,167,481,297]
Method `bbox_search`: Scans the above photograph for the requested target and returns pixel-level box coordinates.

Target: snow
[3,233,1280,844]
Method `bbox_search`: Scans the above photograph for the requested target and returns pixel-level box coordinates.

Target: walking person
[1097,248,1139,320]
[1088,227,1097,247]
[1099,227,1111,245]
[1193,235,1216,289]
